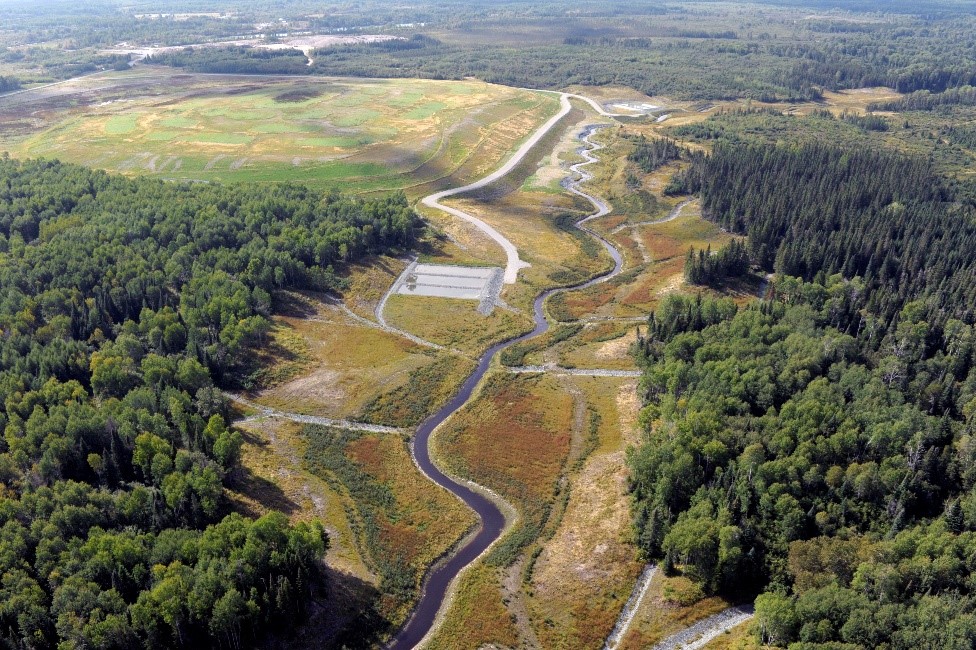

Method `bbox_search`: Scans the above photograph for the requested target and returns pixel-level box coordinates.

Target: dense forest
[668,142,976,322]
[0,157,417,648]
[683,240,750,287]
[138,14,976,102]
[627,135,680,173]
[631,139,976,647]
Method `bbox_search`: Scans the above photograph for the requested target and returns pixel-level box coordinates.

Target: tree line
[667,141,976,324]
[0,156,418,648]
[627,135,680,173]
[631,137,976,647]
[868,85,976,112]
[684,240,750,287]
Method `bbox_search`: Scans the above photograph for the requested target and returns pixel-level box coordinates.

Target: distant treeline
[147,46,312,75]
[669,142,975,323]
[869,85,976,112]
[0,157,417,647]
[139,17,976,102]
[0,75,20,93]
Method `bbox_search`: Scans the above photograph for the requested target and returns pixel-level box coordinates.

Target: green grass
[404,102,447,120]
[1,73,559,194]
[331,109,383,127]
[159,116,198,128]
[104,114,138,134]
[187,132,253,144]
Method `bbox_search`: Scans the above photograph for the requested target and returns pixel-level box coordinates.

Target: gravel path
[507,365,642,378]
[225,393,406,434]
[650,605,755,650]
[604,565,658,650]
[420,93,573,284]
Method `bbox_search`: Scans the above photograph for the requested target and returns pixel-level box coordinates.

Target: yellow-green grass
[383,294,533,356]
[250,294,446,419]
[555,323,640,371]
[425,564,520,650]
[0,70,560,195]
[337,256,411,320]
[526,376,645,649]
[618,572,737,650]
[360,354,477,428]
[227,418,374,582]
[244,318,315,388]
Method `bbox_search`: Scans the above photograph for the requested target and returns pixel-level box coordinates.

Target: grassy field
[425,564,520,650]
[525,376,644,648]
[383,294,532,356]
[249,291,443,419]
[618,572,738,650]
[0,69,560,194]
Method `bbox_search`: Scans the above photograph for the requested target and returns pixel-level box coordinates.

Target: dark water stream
[389,124,623,648]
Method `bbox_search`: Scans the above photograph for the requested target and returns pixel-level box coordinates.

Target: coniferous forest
[0,157,417,647]
[631,139,976,647]
[4,0,976,647]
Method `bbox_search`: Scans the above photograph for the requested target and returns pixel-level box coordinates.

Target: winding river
[389,122,623,648]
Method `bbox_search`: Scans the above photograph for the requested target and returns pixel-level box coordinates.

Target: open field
[383,294,532,356]
[0,69,560,194]
[556,324,640,370]
[526,377,645,648]
[249,291,443,419]
[425,564,520,650]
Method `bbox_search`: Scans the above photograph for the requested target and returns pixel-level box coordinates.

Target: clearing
[0,69,561,194]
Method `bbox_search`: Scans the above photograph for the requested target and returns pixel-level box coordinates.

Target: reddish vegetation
[442,374,572,504]
[346,436,389,483]
[557,282,618,320]
[622,258,683,306]
[641,229,686,261]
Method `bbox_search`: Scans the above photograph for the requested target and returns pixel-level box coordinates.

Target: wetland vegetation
[2,0,976,648]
